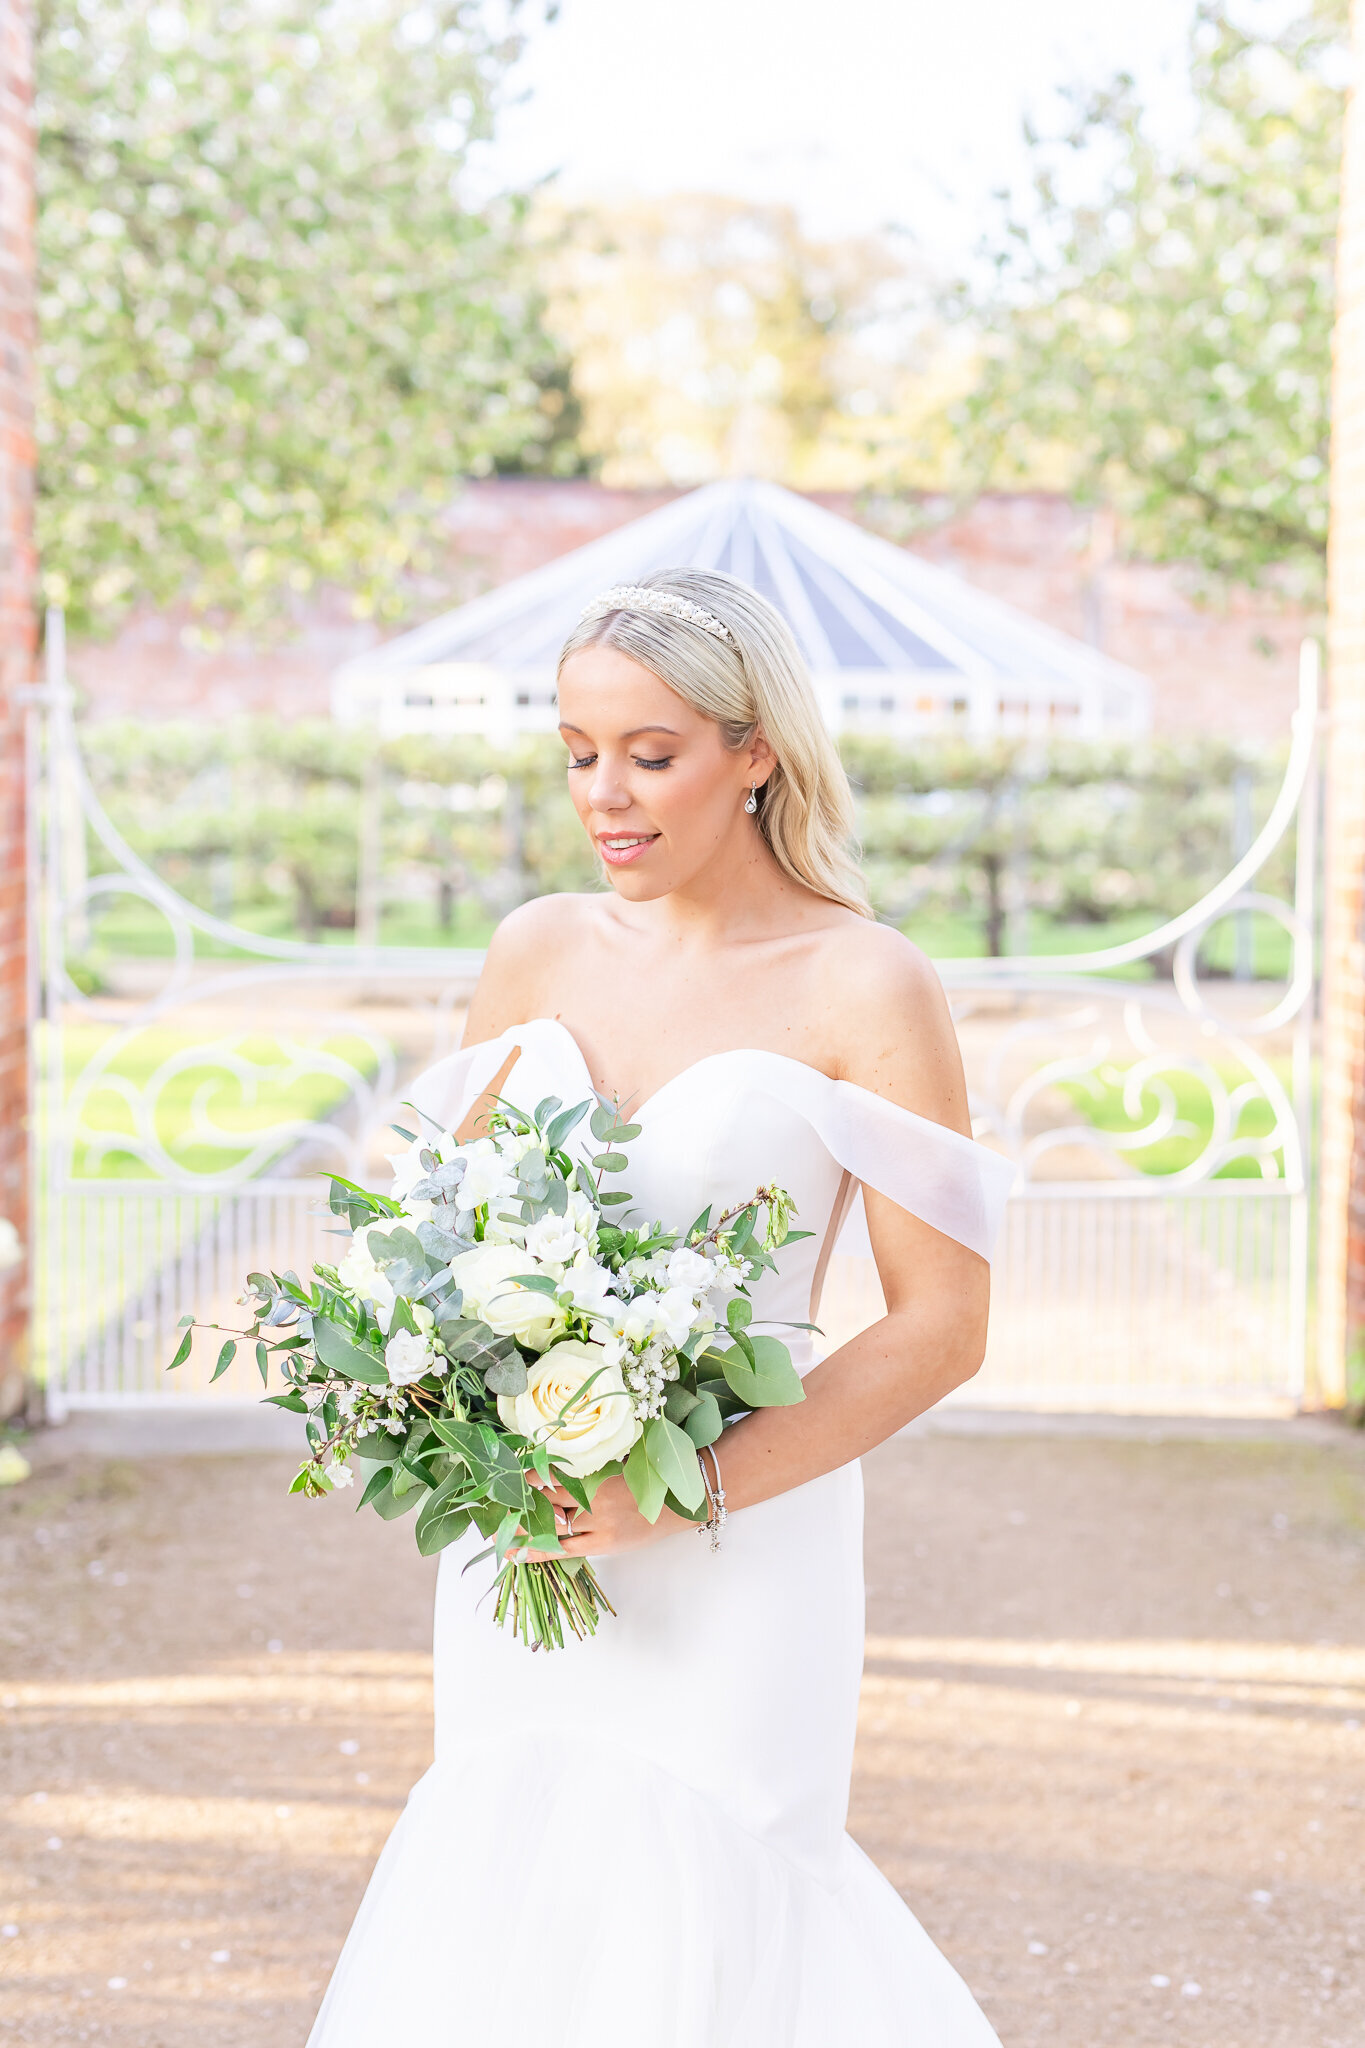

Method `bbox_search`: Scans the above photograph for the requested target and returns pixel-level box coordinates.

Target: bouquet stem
[493,1556,617,1651]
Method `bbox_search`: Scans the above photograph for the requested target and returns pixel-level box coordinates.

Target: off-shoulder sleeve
[742,1054,1015,1263]
[403,1031,520,1137]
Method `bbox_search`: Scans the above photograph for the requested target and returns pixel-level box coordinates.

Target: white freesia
[561,1255,617,1314]
[456,1138,518,1211]
[523,1211,588,1268]
[653,1284,702,1347]
[385,1143,430,1204]
[664,1245,715,1293]
[337,1223,397,1325]
[448,1243,565,1352]
[384,1327,436,1386]
[496,1338,641,1477]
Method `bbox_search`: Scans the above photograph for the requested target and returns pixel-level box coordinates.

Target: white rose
[337,1224,396,1325]
[497,1338,642,1477]
[384,1327,436,1386]
[448,1243,565,1352]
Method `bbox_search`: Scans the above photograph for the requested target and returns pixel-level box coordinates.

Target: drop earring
[744,784,759,815]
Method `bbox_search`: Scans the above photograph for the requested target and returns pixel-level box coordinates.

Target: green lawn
[1058,1059,1290,1179]
[79,892,496,964]
[56,1023,383,1179]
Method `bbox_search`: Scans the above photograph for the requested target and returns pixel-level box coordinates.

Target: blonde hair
[558,567,871,917]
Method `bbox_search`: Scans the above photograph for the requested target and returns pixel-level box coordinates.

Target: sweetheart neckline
[519,1016,829,1120]
[496,1014,977,1147]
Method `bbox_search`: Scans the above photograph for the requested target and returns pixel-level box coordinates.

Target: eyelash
[568,754,673,772]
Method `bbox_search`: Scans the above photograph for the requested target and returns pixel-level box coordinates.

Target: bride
[308,570,1012,2046]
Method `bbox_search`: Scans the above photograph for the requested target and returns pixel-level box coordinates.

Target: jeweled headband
[579,584,735,645]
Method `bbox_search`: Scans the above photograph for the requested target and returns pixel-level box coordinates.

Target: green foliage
[76,718,1292,963]
[78,721,597,943]
[36,0,582,637]
[928,0,1343,590]
[843,732,1291,960]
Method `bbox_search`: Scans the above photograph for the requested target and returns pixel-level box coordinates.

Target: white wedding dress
[308,1017,1014,2047]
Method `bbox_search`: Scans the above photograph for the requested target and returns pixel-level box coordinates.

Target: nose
[587,756,631,813]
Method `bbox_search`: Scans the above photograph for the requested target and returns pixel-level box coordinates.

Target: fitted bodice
[407,1017,1014,1356]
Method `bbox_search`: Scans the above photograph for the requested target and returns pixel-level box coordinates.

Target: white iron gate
[28,621,1320,1414]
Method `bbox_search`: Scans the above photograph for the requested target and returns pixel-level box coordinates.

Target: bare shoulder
[812,919,969,1136]
[462,894,600,1043]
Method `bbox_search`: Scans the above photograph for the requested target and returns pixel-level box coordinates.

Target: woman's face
[557,645,773,903]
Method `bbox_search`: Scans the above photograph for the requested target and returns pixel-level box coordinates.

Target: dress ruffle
[308,1737,1001,2048]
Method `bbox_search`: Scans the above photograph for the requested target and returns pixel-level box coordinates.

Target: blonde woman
[309,571,1011,2046]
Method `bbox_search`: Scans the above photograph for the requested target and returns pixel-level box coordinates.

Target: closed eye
[566,753,673,771]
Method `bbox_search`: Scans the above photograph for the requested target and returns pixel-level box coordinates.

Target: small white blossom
[337,1224,396,1328]
[523,1212,588,1267]
[326,1458,355,1490]
[561,1255,617,1314]
[384,1328,436,1386]
[456,1138,518,1210]
[665,1245,716,1293]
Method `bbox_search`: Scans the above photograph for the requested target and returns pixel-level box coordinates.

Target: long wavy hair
[557,567,871,917]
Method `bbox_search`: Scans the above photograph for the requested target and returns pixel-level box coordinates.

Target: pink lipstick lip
[596,832,660,867]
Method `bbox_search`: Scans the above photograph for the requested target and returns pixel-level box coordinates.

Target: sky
[483,0,1204,265]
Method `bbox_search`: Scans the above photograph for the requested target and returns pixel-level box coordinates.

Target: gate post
[0,0,36,1417]
[1323,0,1365,1411]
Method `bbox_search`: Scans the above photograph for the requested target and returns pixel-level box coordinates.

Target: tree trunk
[981,851,1006,958]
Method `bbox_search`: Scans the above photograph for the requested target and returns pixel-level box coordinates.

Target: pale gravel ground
[1,1423,1362,2047]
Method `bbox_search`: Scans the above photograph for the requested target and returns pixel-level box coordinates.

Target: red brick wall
[0,0,34,1390]
[1322,0,1365,1408]
[69,480,1315,741]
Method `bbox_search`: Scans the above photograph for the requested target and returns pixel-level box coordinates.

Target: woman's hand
[521,1473,685,1560]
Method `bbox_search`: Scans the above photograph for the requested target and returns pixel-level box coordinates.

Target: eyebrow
[557,723,683,739]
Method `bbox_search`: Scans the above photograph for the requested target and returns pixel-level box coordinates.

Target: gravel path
[2,1421,1362,2046]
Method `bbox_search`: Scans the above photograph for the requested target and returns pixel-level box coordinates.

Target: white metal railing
[29,619,1319,1413]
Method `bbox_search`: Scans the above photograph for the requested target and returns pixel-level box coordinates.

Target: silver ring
[557,1505,578,1538]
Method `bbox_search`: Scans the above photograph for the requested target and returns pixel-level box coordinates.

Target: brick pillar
[0,0,34,1406]
[1322,0,1365,1410]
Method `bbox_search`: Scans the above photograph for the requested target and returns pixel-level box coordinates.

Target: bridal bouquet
[171,1087,809,1650]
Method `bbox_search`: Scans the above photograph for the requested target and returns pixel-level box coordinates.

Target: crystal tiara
[580,585,735,644]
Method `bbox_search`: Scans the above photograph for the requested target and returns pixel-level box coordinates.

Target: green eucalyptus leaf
[415,1475,474,1556]
[371,1476,426,1519]
[483,1352,529,1397]
[623,1435,667,1523]
[211,1339,237,1382]
[645,1416,705,1511]
[682,1390,724,1447]
[312,1316,388,1384]
[168,1329,193,1372]
[545,1100,591,1150]
[714,1336,805,1409]
[592,1151,629,1173]
[357,1466,394,1511]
